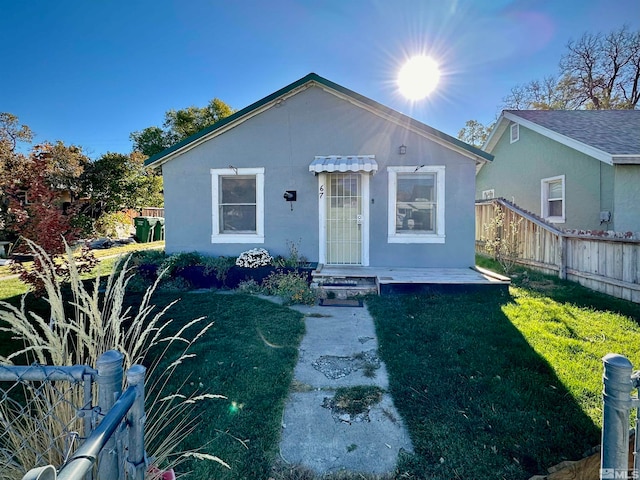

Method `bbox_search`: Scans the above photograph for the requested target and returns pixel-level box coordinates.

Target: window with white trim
[482,189,495,200]
[211,167,264,243]
[510,123,519,143]
[387,166,445,243]
[541,175,565,223]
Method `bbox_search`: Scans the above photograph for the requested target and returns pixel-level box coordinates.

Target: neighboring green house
[476,110,640,232]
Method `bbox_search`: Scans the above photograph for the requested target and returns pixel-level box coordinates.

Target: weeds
[263,271,316,306]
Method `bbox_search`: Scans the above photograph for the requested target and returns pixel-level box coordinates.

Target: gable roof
[145,73,493,167]
[484,109,640,165]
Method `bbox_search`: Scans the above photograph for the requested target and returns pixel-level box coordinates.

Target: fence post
[96,350,124,479]
[601,353,633,478]
[558,235,567,280]
[126,364,147,480]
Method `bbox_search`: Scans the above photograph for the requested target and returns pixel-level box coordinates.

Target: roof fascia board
[612,155,640,165]
[483,116,509,154]
[504,112,614,165]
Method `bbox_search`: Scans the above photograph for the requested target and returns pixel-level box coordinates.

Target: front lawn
[136,291,305,479]
[2,252,639,479]
[367,259,640,479]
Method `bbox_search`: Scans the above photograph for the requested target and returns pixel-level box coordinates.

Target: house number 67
[319,185,325,199]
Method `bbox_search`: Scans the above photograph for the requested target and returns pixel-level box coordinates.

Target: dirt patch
[322,386,384,424]
[312,350,381,379]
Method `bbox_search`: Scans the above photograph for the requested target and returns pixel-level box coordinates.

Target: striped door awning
[309,155,378,174]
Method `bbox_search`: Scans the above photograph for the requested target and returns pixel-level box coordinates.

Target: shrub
[159,252,205,276]
[262,271,316,305]
[236,279,265,295]
[94,211,132,238]
[127,249,166,268]
[481,204,522,275]
[235,248,273,268]
[201,256,235,282]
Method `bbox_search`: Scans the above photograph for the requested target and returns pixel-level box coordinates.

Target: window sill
[544,217,565,224]
[387,234,445,244]
[211,234,265,244]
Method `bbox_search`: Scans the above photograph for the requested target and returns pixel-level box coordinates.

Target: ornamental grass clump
[0,238,226,479]
[235,248,273,268]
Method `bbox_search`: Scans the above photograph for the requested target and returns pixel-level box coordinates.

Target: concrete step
[311,275,378,299]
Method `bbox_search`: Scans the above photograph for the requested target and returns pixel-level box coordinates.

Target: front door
[320,173,369,265]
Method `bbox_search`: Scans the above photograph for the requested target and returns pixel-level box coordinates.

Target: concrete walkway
[279,302,413,476]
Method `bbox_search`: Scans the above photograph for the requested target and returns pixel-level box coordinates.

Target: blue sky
[2,0,638,159]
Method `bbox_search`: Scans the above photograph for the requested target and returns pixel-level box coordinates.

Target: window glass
[219,176,256,233]
[395,174,435,233]
[548,199,562,217]
[548,180,562,200]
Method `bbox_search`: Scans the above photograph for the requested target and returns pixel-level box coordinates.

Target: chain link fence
[0,351,145,480]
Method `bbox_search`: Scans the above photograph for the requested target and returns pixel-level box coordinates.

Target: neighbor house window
[510,123,519,143]
[211,167,264,243]
[541,175,565,223]
[387,166,445,243]
[482,189,495,200]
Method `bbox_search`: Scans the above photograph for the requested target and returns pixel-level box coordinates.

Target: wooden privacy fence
[475,199,640,303]
[140,207,164,217]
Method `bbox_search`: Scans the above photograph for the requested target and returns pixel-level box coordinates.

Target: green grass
[0,241,165,278]
[135,291,305,479]
[366,258,640,480]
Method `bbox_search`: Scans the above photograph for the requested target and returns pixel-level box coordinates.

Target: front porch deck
[312,265,510,295]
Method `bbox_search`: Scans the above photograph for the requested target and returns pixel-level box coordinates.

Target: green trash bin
[146,217,160,242]
[134,217,152,243]
[152,217,165,241]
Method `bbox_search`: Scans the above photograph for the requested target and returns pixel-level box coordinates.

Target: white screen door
[326,173,362,265]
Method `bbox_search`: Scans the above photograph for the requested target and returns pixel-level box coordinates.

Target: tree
[0,112,32,155]
[503,25,640,110]
[82,151,163,217]
[502,75,581,110]
[457,119,492,148]
[131,98,234,157]
[3,142,89,252]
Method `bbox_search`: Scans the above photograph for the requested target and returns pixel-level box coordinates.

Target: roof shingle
[506,110,640,155]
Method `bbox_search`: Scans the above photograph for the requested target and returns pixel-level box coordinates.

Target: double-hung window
[211,167,264,243]
[387,166,445,243]
[541,175,565,223]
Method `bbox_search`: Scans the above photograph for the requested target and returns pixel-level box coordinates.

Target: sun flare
[398,55,441,100]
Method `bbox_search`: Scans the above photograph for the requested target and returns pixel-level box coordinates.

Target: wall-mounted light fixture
[399,145,407,155]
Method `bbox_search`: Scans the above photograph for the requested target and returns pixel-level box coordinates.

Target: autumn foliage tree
[0,115,97,293]
[2,143,96,293]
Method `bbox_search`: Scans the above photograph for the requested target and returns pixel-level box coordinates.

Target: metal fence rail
[0,350,146,480]
[601,353,639,479]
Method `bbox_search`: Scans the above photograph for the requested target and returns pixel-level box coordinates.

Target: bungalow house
[476,110,640,232]
[145,73,492,272]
